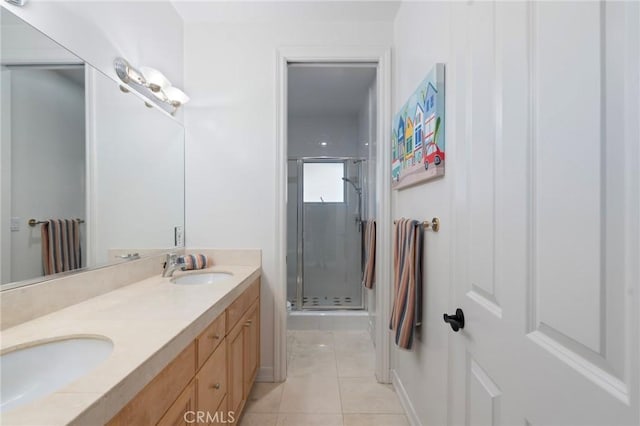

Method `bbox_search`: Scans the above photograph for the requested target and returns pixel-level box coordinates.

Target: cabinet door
[196,342,227,424]
[157,381,196,426]
[227,320,244,417]
[242,301,259,398]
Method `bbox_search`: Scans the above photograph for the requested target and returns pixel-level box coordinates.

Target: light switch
[10,217,20,232]
[174,226,184,247]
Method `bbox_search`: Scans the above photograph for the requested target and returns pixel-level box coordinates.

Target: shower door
[287,158,365,310]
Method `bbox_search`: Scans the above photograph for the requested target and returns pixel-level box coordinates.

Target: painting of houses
[414,102,424,165]
[392,129,401,182]
[391,63,445,190]
[404,116,414,167]
[397,116,405,165]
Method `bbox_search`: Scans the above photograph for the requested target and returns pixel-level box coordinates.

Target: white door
[449,1,639,425]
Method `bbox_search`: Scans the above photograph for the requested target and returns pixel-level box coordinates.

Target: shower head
[342,177,362,194]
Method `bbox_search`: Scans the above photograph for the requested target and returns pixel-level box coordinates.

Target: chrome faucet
[162,253,184,277]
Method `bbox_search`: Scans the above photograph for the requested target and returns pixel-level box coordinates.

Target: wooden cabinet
[107,343,196,426]
[243,300,259,397]
[196,313,226,370]
[196,342,227,418]
[157,381,196,426]
[227,316,245,416]
[227,282,260,421]
[107,278,260,426]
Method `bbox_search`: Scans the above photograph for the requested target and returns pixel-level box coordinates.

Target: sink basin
[0,337,113,412]
[172,272,232,285]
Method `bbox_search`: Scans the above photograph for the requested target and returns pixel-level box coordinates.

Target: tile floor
[239,330,409,426]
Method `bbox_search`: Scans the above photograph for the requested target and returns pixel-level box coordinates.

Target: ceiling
[171,1,400,23]
[288,65,376,116]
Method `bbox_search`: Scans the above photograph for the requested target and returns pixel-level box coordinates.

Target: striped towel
[362,220,376,289]
[389,218,424,350]
[41,219,82,276]
[179,254,211,270]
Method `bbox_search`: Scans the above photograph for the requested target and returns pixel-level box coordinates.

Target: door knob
[443,308,465,332]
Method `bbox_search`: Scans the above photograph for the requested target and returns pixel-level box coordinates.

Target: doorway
[274,47,392,383]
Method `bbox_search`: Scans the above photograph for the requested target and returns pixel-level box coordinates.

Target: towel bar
[28,218,85,227]
[393,217,440,232]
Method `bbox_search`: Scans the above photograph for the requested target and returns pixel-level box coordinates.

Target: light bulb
[164,86,190,106]
[139,66,171,93]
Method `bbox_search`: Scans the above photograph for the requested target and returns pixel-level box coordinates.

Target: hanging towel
[362,220,377,289]
[179,254,212,270]
[389,218,424,350]
[41,219,82,276]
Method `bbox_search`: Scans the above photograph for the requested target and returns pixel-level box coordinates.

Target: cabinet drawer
[157,380,196,426]
[226,279,260,333]
[197,341,227,418]
[197,313,226,369]
[108,343,196,426]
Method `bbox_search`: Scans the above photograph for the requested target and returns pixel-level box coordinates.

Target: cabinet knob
[210,383,221,390]
[208,334,220,340]
[244,319,253,327]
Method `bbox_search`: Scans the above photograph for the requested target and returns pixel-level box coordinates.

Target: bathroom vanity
[0,250,262,425]
[107,277,260,426]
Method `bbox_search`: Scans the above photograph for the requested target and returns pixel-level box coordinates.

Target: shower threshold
[289,296,364,310]
[287,309,369,330]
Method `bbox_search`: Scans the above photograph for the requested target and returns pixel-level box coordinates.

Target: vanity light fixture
[319,141,328,146]
[164,86,190,108]
[139,66,171,95]
[114,58,144,85]
[113,57,189,115]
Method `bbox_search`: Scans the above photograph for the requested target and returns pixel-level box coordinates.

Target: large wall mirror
[0,8,185,289]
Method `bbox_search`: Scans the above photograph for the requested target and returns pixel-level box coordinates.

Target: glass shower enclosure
[287,158,366,310]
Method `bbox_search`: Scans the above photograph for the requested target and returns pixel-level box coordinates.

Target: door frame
[0,67,12,284]
[274,46,392,383]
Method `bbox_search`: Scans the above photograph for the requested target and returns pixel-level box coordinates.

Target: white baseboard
[391,369,422,426]
[256,366,274,382]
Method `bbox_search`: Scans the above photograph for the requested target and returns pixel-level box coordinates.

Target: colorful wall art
[392,63,445,190]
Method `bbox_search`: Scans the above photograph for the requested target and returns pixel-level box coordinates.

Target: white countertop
[0,263,261,426]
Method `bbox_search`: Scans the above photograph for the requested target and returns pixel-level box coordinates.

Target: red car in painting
[423,141,444,170]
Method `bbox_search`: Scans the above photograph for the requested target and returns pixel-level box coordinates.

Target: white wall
[391,2,453,426]
[0,1,183,88]
[184,20,393,380]
[7,68,86,283]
